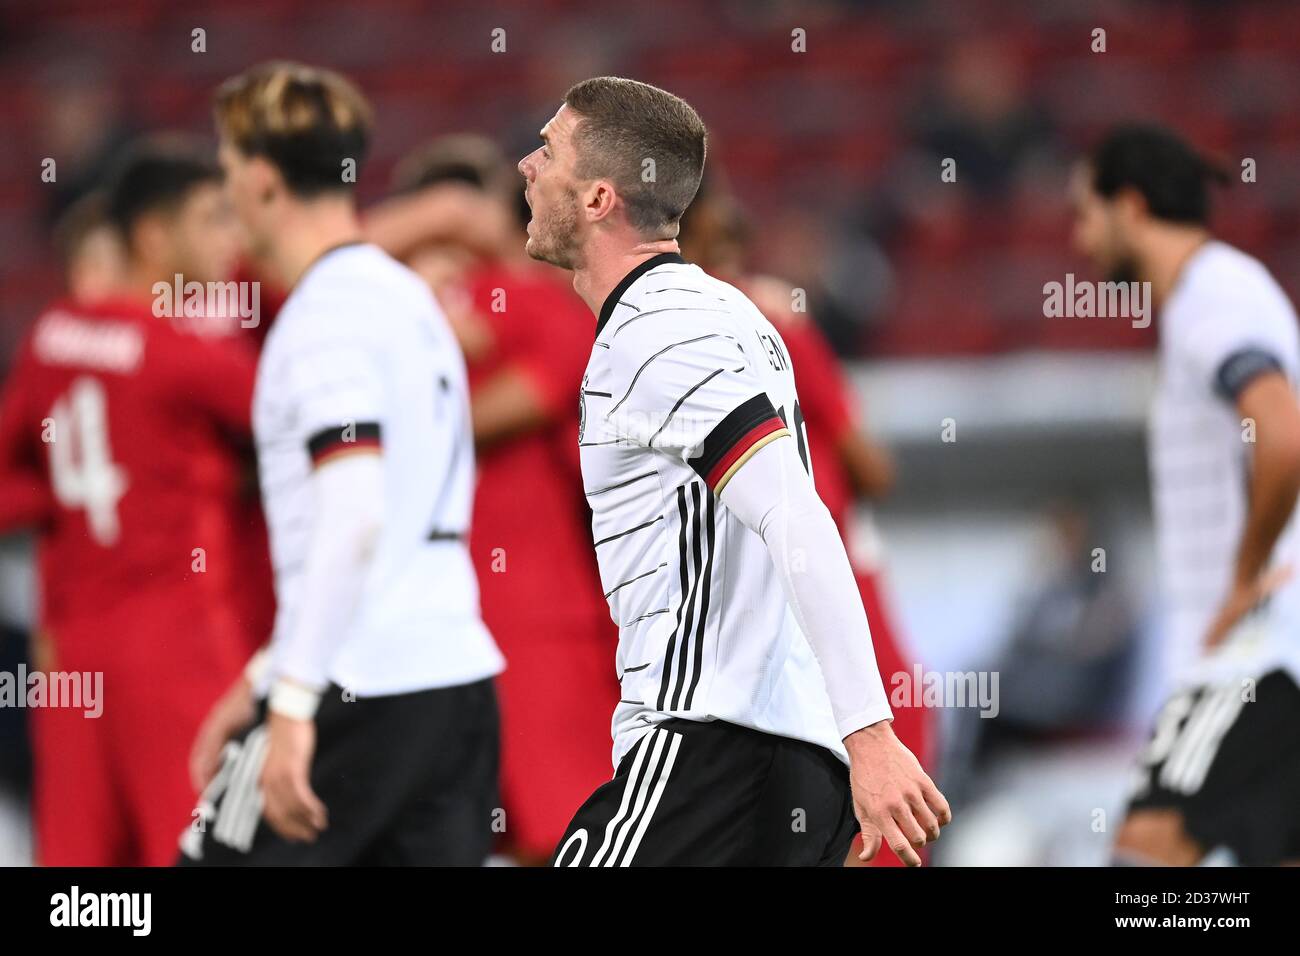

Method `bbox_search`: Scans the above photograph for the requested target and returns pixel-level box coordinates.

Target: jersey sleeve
[285,308,386,468]
[604,315,789,493]
[160,328,260,440]
[0,345,54,530]
[1180,293,1290,402]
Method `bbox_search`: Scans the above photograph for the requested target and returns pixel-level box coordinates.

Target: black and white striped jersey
[579,253,845,767]
[253,243,502,695]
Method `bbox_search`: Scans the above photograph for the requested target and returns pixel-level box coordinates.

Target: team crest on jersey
[578,373,588,443]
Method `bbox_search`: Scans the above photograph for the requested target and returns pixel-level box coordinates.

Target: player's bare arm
[1205,370,1300,648]
[363,182,513,261]
[837,427,897,500]
[470,352,668,448]
[470,367,552,449]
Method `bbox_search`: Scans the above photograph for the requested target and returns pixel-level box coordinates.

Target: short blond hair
[214,61,372,196]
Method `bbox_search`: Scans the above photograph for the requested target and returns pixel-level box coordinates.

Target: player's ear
[1114,186,1149,226]
[584,179,617,224]
[131,212,171,269]
[248,155,284,206]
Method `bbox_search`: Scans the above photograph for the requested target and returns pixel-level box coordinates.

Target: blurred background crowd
[1,0,1299,865]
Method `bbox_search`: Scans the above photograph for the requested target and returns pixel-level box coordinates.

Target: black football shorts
[1125,668,1300,865]
[178,678,499,866]
[552,717,857,867]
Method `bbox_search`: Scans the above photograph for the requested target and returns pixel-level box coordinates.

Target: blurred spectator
[938,501,1142,865]
[987,501,1139,737]
[911,36,1056,200]
[35,58,134,226]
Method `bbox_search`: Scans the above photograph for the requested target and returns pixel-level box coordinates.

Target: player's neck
[267,199,365,290]
[1139,227,1211,307]
[571,239,680,317]
[119,265,171,307]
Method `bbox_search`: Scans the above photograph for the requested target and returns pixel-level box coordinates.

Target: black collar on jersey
[595,252,685,338]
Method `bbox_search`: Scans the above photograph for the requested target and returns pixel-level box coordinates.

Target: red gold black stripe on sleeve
[689,394,790,494]
[306,422,382,467]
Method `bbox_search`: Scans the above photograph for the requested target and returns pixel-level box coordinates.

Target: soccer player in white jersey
[1073,125,1300,865]
[180,62,504,865]
[518,77,950,866]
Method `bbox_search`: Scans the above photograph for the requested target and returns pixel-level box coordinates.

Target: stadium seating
[1,0,1297,360]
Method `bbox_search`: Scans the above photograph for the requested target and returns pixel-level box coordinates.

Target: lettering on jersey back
[33,313,144,374]
[757,332,788,372]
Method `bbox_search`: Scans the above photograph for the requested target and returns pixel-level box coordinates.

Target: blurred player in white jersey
[518,77,949,866]
[1073,125,1300,865]
[181,62,503,866]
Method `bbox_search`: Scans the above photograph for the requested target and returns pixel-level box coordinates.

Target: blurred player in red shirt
[368,136,620,864]
[0,141,267,865]
[679,179,933,866]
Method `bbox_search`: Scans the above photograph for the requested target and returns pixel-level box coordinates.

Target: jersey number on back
[776,401,811,475]
[47,376,128,546]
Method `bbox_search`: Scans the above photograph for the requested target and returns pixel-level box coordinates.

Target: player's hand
[1203,564,1293,651]
[260,711,328,842]
[189,675,256,792]
[30,629,56,674]
[845,720,951,867]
